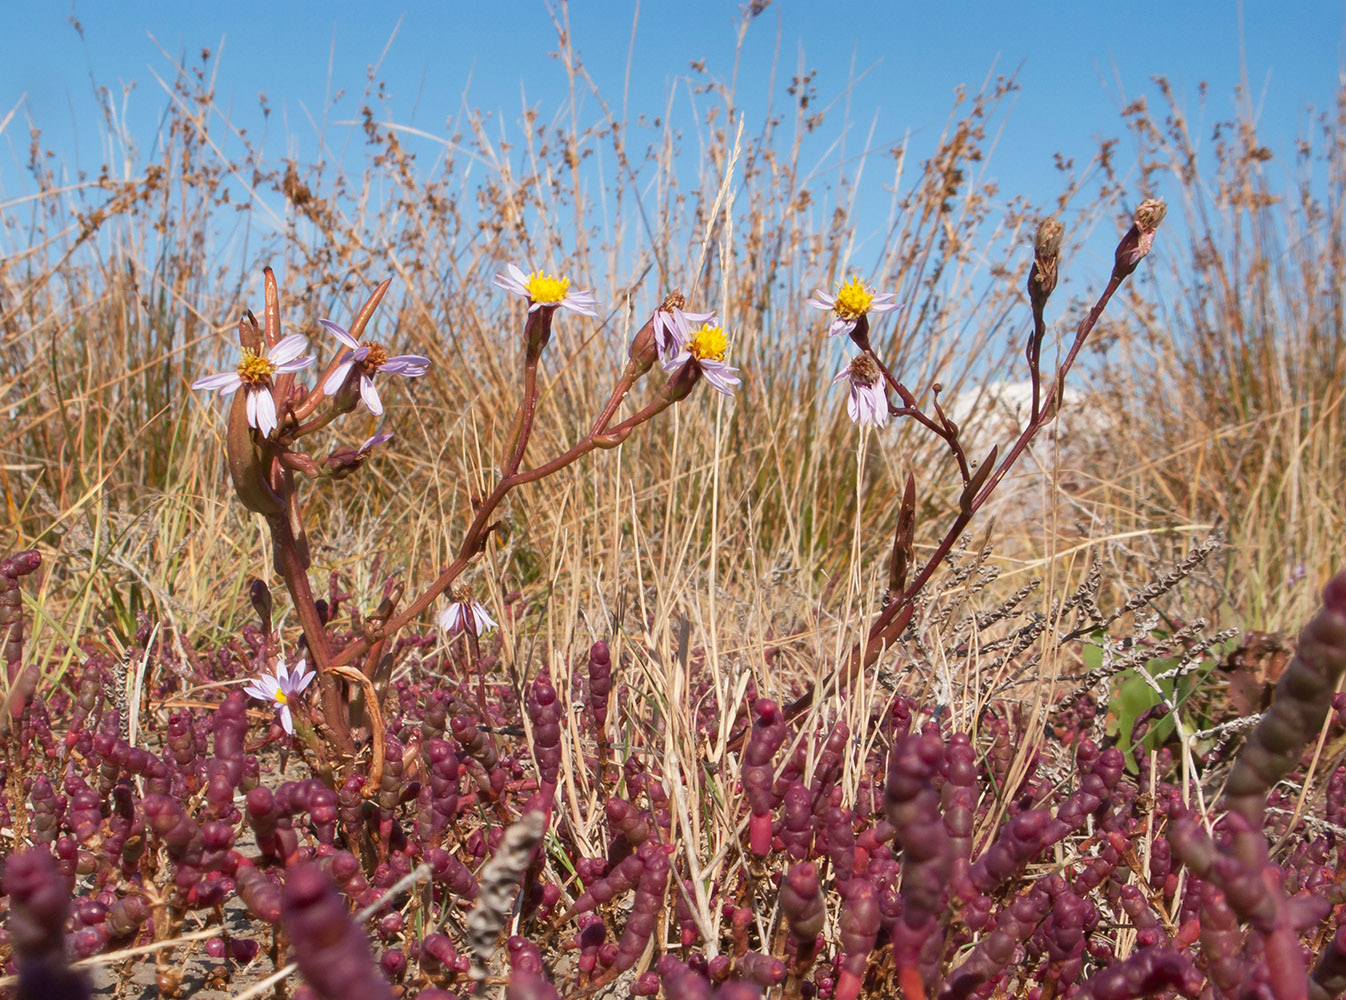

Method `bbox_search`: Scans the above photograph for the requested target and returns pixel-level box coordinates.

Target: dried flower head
[1113,198,1168,279]
[807,276,898,338]
[832,354,889,428]
[1028,218,1065,312]
[192,333,313,437]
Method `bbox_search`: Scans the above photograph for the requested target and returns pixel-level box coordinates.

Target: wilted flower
[319,321,430,416]
[807,276,898,338]
[438,586,499,637]
[192,333,313,437]
[324,430,394,480]
[833,355,889,428]
[652,292,715,364]
[243,657,315,735]
[493,263,598,317]
[358,430,394,455]
[664,323,741,396]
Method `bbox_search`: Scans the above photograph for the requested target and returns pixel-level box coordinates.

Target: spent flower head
[319,320,430,416]
[438,585,499,637]
[664,322,741,396]
[493,263,598,317]
[242,656,315,735]
[807,277,898,338]
[833,355,889,428]
[192,333,313,437]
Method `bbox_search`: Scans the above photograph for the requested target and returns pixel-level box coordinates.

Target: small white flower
[319,321,429,416]
[242,657,315,735]
[192,333,314,437]
[438,597,499,637]
[833,355,889,428]
[807,276,898,338]
[492,263,598,317]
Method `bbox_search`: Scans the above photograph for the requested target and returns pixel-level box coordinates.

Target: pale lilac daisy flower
[438,586,499,637]
[192,333,313,437]
[807,276,898,338]
[492,263,598,317]
[833,355,889,428]
[663,322,741,396]
[243,657,315,735]
[652,294,716,364]
[319,320,430,416]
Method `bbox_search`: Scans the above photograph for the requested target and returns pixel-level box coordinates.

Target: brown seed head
[847,354,881,388]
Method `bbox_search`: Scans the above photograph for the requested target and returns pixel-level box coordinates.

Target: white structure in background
[944,379,1112,526]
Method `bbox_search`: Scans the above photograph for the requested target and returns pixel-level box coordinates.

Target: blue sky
[2,2,1343,287]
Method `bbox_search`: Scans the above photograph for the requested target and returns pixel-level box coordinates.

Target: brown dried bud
[1113,198,1167,280]
[1027,218,1064,313]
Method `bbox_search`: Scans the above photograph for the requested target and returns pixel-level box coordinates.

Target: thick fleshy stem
[587,640,612,735]
[779,862,825,977]
[1072,947,1201,1000]
[612,845,670,975]
[940,885,1050,1000]
[886,730,952,997]
[742,699,787,856]
[280,863,394,1000]
[528,670,562,803]
[559,852,645,923]
[1225,571,1346,828]
[4,846,90,1000]
[0,551,42,733]
[835,877,880,1000]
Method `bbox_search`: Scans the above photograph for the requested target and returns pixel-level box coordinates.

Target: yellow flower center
[525,271,570,305]
[832,276,876,319]
[236,348,277,386]
[273,690,288,706]
[358,343,389,373]
[688,324,728,362]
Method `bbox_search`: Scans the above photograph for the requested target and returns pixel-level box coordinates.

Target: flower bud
[627,316,659,374]
[1112,198,1167,280]
[1027,218,1064,314]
